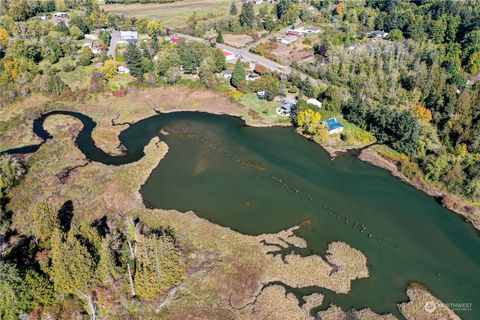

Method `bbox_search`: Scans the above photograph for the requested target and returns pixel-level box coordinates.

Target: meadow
[101,0,233,28]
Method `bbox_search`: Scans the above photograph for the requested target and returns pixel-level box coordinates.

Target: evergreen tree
[216,29,224,44]
[56,21,69,35]
[100,30,111,46]
[231,59,247,91]
[151,34,159,54]
[230,2,238,15]
[50,230,95,296]
[0,262,31,320]
[276,0,291,19]
[239,2,256,28]
[125,42,145,80]
[211,48,226,73]
[134,233,183,299]
[32,201,59,246]
[24,270,55,309]
[95,237,119,286]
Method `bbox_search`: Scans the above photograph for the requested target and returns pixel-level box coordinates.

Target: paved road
[177,33,289,74]
[176,33,320,83]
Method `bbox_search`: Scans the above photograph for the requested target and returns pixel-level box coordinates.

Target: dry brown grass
[223,34,254,48]
[398,285,461,320]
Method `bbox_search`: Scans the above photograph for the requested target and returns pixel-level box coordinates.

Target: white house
[223,50,237,63]
[120,31,138,44]
[246,72,260,82]
[84,34,98,41]
[91,47,102,55]
[277,37,297,45]
[306,98,322,108]
[54,12,68,18]
[367,30,389,40]
[118,65,130,75]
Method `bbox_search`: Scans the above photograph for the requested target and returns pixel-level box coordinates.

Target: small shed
[326,118,344,134]
[306,98,322,108]
[85,34,98,41]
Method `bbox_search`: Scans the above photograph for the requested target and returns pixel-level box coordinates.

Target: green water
[137,112,479,319]
[10,111,477,318]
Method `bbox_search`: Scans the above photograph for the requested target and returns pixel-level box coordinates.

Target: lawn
[109,73,134,90]
[239,93,288,123]
[316,109,376,148]
[101,0,233,28]
[58,64,98,90]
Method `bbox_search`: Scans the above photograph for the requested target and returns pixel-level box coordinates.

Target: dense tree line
[296,35,480,200]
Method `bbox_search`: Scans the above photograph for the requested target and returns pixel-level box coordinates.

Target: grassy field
[101,0,233,28]
[239,93,290,124]
[58,64,98,90]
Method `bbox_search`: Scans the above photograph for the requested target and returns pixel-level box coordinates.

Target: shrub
[113,89,127,97]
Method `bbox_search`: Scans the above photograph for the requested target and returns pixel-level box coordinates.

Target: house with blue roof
[326,117,344,134]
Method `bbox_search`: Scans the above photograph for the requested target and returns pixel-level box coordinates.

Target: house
[305,26,320,34]
[277,36,297,45]
[254,64,266,74]
[54,12,68,19]
[120,31,138,44]
[306,98,322,108]
[118,65,130,75]
[223,50,237,63]
[91,46,102,55]
[276,101,295,117]
[83,41,94,48]
[223,70,233,80]
[257,91,266,99]
[367,30,389,40]
[85,34,98,41]
[246,71,260,81]
[286,29,305,37]
[326,118,344,134]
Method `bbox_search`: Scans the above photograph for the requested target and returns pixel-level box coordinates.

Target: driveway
[107,30,121,58]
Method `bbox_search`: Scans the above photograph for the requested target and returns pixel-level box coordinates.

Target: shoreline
[1,86,478,232]
[359,146,480,231]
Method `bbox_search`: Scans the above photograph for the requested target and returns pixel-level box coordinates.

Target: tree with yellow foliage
[413,104,432,123]
[297,109,322,135]
[101,60,120,79]
[0,27,9,47]
[146,21,162,36]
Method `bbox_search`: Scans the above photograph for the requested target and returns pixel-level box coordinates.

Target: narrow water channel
[3,111,479,319]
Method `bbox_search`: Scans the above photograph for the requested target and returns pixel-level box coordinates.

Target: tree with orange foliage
[335,2,344,17]
[413,104,432,123]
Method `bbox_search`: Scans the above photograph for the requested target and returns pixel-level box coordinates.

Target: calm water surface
[5,111,479,319]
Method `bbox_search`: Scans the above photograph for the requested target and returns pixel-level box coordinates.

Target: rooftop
[326,118,344,131]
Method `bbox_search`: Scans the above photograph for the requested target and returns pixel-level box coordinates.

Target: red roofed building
[223,50,237,63]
